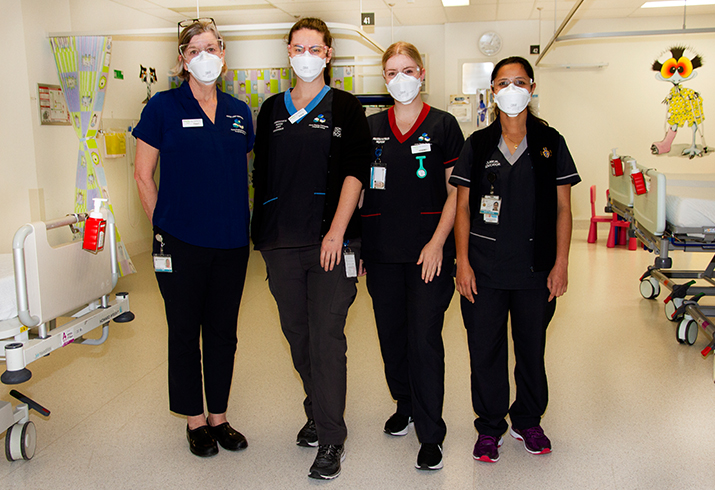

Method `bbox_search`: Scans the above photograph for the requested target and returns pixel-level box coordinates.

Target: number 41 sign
[362,12,375,26]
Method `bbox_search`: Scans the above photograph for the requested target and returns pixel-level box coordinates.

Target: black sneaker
[297,418,318,447]
[308,444,345,480]
[415,443,443,470]
[384,413,412,436]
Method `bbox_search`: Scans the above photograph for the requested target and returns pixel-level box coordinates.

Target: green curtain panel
[50,36,136,276]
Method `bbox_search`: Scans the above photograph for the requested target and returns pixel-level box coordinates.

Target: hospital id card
[344,250,357,278]
[153,254,173,273]
[370,164,386,190]
[480,195,501,224]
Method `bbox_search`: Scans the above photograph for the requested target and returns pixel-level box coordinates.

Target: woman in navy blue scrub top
[133,19,254,458]
[451,56,580,464]
[360,42,464,471]
[251,18,371,481]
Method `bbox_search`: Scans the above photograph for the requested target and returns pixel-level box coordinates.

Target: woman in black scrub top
[251,18,371,481]
[451,56,580,464]
[360,42,464,471]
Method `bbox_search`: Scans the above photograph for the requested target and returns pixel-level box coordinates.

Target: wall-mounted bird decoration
[651,46,709,158]
[139,65,158,104]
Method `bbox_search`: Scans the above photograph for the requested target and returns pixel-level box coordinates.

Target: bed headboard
[632,165,667,236]
[608,156,635,209]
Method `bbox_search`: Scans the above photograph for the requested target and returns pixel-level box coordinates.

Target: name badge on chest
[182,118,203,128]
[411,143,431,154]
[289,108,307,124]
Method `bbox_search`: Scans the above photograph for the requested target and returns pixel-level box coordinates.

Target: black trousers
[153,228,249,417]
[460,286,555,437]
[261,241,360,445]
[365,259,454,444]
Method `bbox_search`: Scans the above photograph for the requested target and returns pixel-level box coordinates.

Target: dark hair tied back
[288,17,333,85]
[490,56,547,126]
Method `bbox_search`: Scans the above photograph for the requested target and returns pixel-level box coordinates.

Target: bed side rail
[12,214,118,327]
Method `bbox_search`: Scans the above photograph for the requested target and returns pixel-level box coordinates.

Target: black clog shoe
[186,425,219,457]
[208,422,248,451]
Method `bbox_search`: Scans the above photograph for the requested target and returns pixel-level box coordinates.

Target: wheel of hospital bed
[664,298,683,322]
[677,318,698,346]
[4,420,36,461]
[639,277,660,299]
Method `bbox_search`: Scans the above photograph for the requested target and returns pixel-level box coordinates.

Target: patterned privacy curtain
[50,36,136,276]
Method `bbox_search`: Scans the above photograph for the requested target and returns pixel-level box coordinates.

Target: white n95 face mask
[494,83,532,117]
[187,51,223,85]
[386,72,422,105]
[290,53,327,83]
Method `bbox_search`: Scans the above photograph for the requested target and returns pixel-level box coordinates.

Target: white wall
[7,2,715,255]
[0,0,45,253]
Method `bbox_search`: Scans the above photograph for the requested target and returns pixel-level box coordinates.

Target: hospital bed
[608,153,715,378]
[0,212,134,461]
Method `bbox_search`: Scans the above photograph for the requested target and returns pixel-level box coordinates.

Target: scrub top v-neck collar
[498,135,527,165]
[284,85,331,123]
[388,103,430,144]
[182,81,221,127]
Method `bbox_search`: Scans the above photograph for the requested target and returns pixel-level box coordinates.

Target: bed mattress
[665,175,715,230]
[0,254,17,322]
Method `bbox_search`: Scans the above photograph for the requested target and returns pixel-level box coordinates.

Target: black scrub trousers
[451,135,579,437]
[153,229,250,416]
[365,261,453,443]
[362,105,463,444]
[261,243,359,445]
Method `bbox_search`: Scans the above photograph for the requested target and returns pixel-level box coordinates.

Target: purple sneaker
[472,434,504,463]
[510,426,551,455]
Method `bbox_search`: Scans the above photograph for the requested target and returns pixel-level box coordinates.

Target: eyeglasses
[178,17,217,38]
[492,77,533,89]
[383,66,421,80]
[288,44,329,56]
[179,39,224,61]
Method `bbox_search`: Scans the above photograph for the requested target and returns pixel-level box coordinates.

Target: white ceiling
[110,0,715,26]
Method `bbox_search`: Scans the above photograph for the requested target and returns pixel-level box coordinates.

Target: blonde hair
[170,19,227,81]
[381,42,423,72]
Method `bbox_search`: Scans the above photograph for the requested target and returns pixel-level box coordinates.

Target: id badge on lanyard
[370,147,386,190]
[153,234,173,272]
[480,171,501,224]
[343,241,357,278]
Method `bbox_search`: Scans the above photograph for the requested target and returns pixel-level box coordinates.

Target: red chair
[588,185,638,250]
[588,185,612,243]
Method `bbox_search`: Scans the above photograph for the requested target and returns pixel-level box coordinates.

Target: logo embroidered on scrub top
[418,133,431,142]
[313,114,327,124]
[333,127,342,138]
[228,114,247,135]
[541,147,552,158]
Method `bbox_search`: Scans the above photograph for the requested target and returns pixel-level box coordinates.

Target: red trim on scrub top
[444,157,458,165]
[388,104,431,144]
[420,211,442,215]
[361,213,381,218]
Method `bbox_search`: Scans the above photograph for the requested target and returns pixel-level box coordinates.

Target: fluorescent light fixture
[442,0,470,6]
[642,0,715,7]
